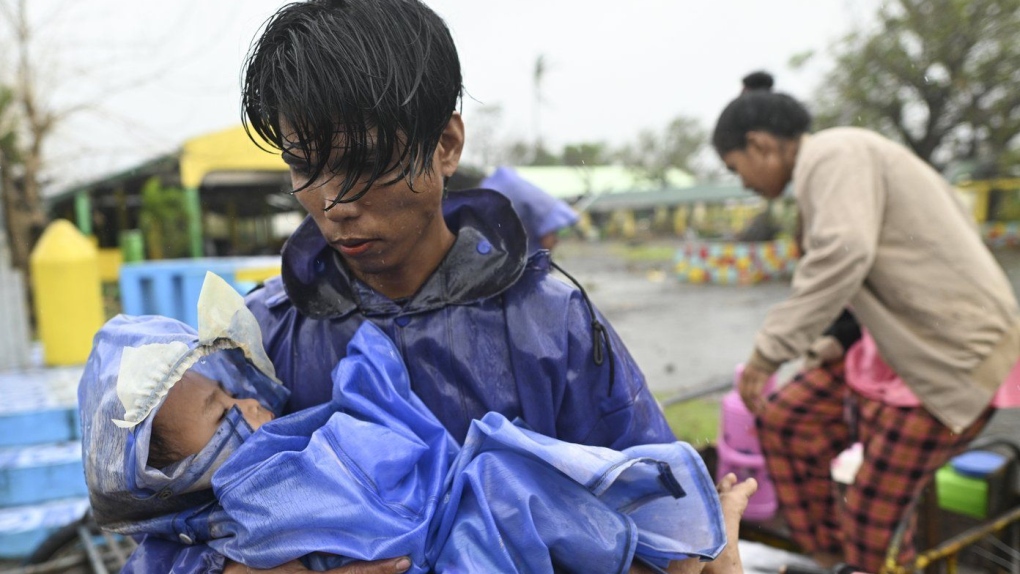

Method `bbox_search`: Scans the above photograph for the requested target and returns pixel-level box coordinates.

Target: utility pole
[532,54,546,161]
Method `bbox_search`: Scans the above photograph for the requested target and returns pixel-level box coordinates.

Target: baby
[145,368,274,471]
[80,273,752,573]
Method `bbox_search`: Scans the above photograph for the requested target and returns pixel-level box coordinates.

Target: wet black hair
[147,421,183,470]
[712,71,811,155]
[741,70,773,92]
[242,0,463,207]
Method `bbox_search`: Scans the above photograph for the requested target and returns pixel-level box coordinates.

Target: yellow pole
[29,220,104,365]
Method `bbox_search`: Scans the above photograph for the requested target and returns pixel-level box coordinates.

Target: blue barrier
[0,367,81,449]
[0,442,86,507]
[118,256,281,328]
[0,367,88,558]
[0,410,79,449]
[0,498,90,559]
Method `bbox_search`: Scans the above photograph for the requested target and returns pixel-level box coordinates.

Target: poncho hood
[78,273,290,536]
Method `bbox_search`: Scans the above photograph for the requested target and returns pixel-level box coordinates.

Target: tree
[502,139,560,167]
[814,0,1020,169]
[138,177,190,260]
[561,142,608,167]
[0,0,54,276]
[0,87,16,268]
[617,115,706,187]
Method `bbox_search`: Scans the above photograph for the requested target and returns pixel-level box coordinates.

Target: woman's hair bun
[741,71,774,92]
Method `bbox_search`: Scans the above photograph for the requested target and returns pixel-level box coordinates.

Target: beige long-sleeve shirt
[751,127,1020,432]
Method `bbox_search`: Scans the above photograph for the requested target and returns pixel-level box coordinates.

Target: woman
[712,72,1020,572]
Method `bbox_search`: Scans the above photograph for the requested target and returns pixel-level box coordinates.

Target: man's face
[152,370,274,462]
[281,114,464,299]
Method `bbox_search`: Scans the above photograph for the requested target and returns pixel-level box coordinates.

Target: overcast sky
[21,0,879,191]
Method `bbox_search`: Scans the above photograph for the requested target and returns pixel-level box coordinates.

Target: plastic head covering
[78,272,290,536]
[480,166,578,255]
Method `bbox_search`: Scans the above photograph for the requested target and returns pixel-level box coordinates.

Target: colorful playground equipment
[675,238,799,285]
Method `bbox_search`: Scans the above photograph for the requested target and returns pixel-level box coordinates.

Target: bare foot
[809,552,844,569]
[703,473,757,574]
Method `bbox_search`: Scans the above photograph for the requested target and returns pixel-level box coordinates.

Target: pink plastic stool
[716,365,778,521]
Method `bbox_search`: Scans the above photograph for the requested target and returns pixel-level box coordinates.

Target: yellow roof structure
[179,125,287,188]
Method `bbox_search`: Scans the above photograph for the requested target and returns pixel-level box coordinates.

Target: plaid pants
[756,361,993,573]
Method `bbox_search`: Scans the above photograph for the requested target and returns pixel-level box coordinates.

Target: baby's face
[154,370,275,460]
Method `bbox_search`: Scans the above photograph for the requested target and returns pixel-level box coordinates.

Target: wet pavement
[554,238,792,394]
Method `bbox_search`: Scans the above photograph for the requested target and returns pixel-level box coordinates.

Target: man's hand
[738,362,772,415]
[224,557,411,574]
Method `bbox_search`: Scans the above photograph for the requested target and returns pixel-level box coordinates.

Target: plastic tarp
[210,321,725,572]
[480,166,580,254]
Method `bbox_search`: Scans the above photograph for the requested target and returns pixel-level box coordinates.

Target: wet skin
[280,114,465,301]
[153,370,275,460]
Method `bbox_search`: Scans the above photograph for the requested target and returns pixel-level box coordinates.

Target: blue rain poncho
[78,273,290,537]
[81,275,726,573]
[248,190,672,448]
[123,190,682,572]
[210,322,725,572]
[480,166,579,255]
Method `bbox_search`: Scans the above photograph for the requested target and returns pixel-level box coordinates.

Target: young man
[121,1,734,572]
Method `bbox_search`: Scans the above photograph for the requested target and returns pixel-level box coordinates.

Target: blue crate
[0,367,82,448]
[0,442,86,507]
[0,365,91,560]
[0,410,79,449]
[119,256,281,328]
[0,497,89,559]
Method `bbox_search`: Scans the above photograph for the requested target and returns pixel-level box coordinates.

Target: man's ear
[436,112,465,178]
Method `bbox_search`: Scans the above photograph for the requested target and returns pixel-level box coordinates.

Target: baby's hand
[701,473,758,574]
[717,472,757,528]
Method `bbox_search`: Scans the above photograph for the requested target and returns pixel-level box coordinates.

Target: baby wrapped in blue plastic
[78,273,726,573]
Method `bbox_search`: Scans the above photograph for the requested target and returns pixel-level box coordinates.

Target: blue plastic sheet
[209,323,725,571]
[480,166,579,254]
[82,313,724,572]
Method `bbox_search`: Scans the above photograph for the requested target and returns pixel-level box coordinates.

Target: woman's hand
[739,362,772,415]
[224,557,411,574]
[802,335,845,371]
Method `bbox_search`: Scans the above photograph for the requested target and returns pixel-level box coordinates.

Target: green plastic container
[936,450,1008,519]
[936,466,989,519]
[119,229,146,263]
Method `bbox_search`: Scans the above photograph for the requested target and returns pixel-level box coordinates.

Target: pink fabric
[845,330,1020,409]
